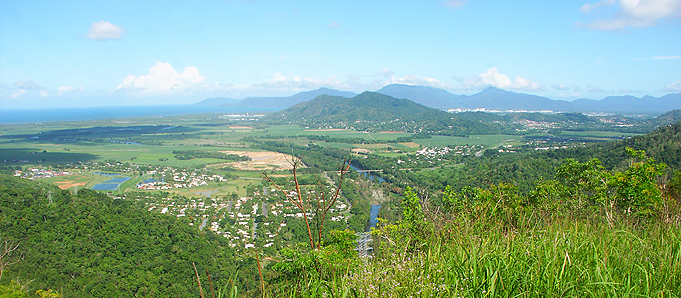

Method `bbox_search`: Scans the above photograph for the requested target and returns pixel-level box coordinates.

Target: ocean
[0,105,278,124]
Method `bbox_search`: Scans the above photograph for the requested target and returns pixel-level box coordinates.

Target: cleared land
[218,150,297,171]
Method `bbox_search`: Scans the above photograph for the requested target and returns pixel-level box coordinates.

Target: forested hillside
[0,176,250,297]
[263,92,502,135]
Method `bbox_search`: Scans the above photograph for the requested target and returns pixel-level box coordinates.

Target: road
[199,218,209,231]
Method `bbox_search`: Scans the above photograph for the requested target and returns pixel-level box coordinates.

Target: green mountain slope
[0,176,243,297]
[263,91,501,135]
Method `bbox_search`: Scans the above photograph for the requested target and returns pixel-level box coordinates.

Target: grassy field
[412,135,517,147]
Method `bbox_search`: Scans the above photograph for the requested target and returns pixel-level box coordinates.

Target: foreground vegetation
[257,148,681,297]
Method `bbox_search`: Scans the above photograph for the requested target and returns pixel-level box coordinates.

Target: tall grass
[234,217,679,297]
[338,218,680,297]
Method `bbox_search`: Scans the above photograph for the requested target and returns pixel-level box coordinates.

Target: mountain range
[195,84,681,114]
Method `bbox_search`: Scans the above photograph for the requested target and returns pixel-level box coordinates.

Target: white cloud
[553,84,571,91]
[635,55,681,60]
[14,81,43,90]
[248,73,348,92]
[580,0,616,13]
[200,68,454,96]
[588,85,608,93]
[6,81,48,98]
[663,81,681,92]
[86,20,123,40]
[117,62,206,95]
[328,21,339,28]
[442,0,467,9]
[376,68,452,89]
[576,0,681,30]
[58,85,84,96]
[390,75,451,89]
[11,89,26,98]
[462,67,544,91]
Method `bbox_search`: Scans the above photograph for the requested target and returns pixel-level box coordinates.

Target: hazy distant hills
[195,84,681,114]
[262,91,500,135]
[193,97,241,107]
[376,84,462,108]
[376,84,681,114]
[195,87,356,109]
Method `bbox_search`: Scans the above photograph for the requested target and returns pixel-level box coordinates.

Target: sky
[1,0,680,108]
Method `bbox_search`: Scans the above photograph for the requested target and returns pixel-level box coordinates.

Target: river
[368,205,381,231]
[348,163,385,183]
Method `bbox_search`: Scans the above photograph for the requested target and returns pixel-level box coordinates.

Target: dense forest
[0,176,260,297]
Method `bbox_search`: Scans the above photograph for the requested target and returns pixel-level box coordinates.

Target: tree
[611,147,666,216]
[0,235,23,280]
[262,156,350,250]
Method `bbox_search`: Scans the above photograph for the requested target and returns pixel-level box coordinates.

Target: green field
[412,134,517,147]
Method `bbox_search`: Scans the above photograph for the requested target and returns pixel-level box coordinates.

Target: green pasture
[374,152,408,158]
[253,125,414,141]
[556,130,640,137]
[554,130,641,140]
[412,135,516,147]
[0,138,262,168]
[319,142,355,149]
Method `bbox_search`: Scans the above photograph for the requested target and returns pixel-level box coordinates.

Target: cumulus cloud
[552,84,571,90]
[200,68,454,96]
[11,89,26,98]
[462,67,544,91]
[588,85,608,93]
[442,0,467,9]
[635,55,681,60]
[5,81,48,98]
[390,75,451,89]
[14,81,44,90]
[248,73,348,92]
[377,68,452,89]
[664,81,681,92]
[86,20,123,40]
[580,0,616,13]
[576,0,681,31]
[58,85,84,96]
[117,62,206,95]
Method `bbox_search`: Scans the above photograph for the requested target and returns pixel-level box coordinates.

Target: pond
[91,176,131,191]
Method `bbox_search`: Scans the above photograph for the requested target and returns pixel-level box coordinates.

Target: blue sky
[1,0,679,108]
